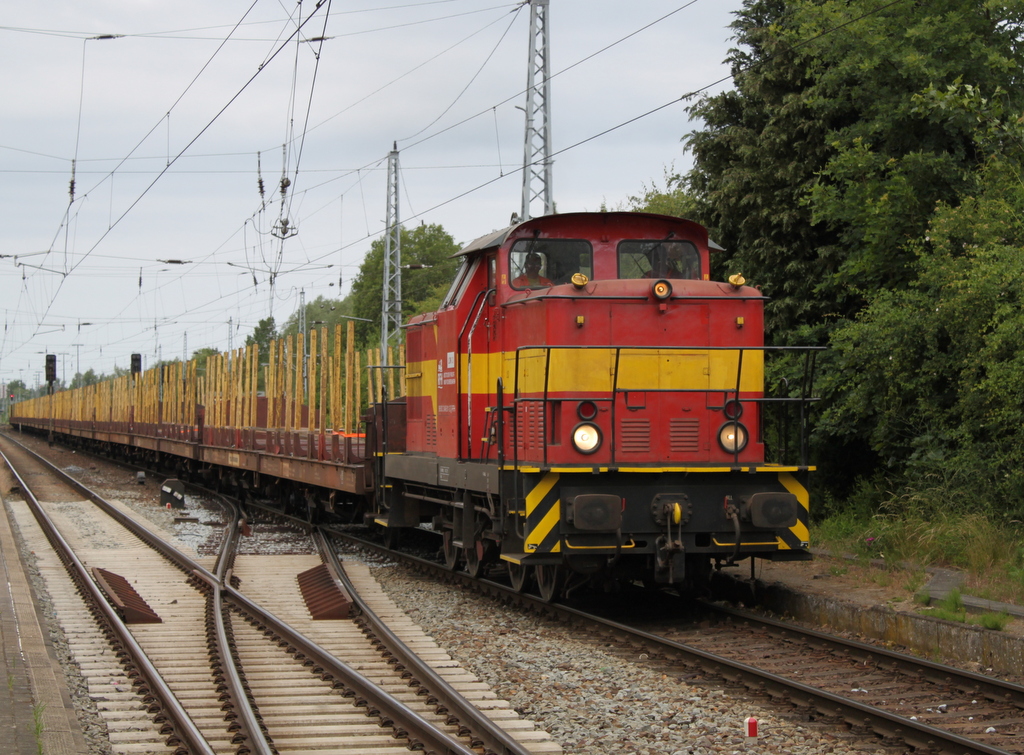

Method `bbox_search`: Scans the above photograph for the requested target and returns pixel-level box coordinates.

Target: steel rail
[703,600,1024,710]
[0,441,215,755]
[209,505,274,755]
[5,432,479,755]
[221,582,480,755]
[24,433,1005,753]
[314,528,536,755]
[323,525,1016,755]
[0,432,273,755]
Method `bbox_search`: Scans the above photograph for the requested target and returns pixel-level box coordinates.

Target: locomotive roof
[452,211,724,257]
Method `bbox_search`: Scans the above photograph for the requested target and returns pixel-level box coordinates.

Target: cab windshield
[618,240,700,280]
[509,239,592,289]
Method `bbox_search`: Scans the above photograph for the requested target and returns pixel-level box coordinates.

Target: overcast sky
[0,0,742,388]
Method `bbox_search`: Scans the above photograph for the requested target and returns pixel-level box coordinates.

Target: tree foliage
[624,170,699,219]
[686,0,1024,338]
[279,296,358,338]
[820,87,1024,515]
[245,316,278,354]
[69,369,101,389]
[348,223,461,347]
[190,347,220,376]
[684,0,1024,510]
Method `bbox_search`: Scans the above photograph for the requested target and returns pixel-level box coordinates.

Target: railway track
[17,428,1024,754]
[0,432,559,755]
[647,602,1024,749]
[311,524,1024,755]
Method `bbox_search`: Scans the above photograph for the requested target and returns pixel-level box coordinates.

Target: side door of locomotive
[433,254,487,462]
[458,251,500,462]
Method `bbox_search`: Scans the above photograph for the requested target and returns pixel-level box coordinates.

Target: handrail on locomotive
[474,343,822,469]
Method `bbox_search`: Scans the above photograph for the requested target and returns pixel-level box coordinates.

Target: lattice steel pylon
[381,144,402,368]
[521,0,553,221]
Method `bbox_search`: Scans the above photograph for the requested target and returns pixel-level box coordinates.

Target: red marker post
[745,717,758,739]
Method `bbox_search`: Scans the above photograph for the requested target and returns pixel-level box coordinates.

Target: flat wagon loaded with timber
[11,212,822,601]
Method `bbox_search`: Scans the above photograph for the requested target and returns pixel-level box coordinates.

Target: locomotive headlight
[652,280,673,300]
[718,422,748,453]
[572,423,602,454]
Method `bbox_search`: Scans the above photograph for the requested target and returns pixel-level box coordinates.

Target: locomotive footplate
[499,552,565,566]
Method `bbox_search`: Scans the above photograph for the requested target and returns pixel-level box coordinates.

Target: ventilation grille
[670,418,701,453]
[425,414,437,447]
[618,418,651,454]
[516,402,544,452]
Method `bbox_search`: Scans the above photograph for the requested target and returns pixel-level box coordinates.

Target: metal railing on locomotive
[487,344,825,469]
[486,343,824,552]
[366,364,407,511]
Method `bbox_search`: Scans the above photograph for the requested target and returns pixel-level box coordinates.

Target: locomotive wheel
[464,539,483,578]
[442,529,461,570]
[382,526,401,551]
[535,564,564,603]
[508,562,530,593]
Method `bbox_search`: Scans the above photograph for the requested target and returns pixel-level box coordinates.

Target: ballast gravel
[367,558,894,755]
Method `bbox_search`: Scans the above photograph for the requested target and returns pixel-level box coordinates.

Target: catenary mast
[520,0,553,221]
[381,144,402,369]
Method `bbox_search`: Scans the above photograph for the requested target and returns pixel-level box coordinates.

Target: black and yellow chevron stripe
[523,472,562,553]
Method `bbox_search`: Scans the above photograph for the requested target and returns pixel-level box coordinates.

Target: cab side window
[441,257,479,307]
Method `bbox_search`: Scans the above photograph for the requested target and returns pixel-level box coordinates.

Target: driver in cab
[513,252,552,288]
[646,242,700,279]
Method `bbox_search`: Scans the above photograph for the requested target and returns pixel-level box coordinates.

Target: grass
[813,507,1024,606]
[924,590,967,622]
[904,569,927,595]
[915,590,1012,631]
[976,612,1012,631]
[32,702,45,755]
[813,496,1024,633]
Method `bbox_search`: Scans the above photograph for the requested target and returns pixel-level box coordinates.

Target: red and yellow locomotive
[10,211,818,600]
[372,211,817,598]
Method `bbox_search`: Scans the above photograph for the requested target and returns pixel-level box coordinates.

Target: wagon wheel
[508,562,530,593]
[442,529,462,570]
[534,564,564,603]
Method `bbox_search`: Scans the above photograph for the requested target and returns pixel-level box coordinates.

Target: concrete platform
[0,495,88,755]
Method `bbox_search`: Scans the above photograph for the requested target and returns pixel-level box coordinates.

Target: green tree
[685,0,842,335]
[190,347,220,377]
[69,369,101,389]
[625,169,700,219]
[685,0,1024,501]
[686,0,1024,338]
[245,316,278,353]
[7,379,27,402]
[818,84,1024,514]
[280,296,355,338]
[348,223,461,347]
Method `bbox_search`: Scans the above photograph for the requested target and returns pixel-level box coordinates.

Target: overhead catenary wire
[25,0,332,343]
[3,0,911,378]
